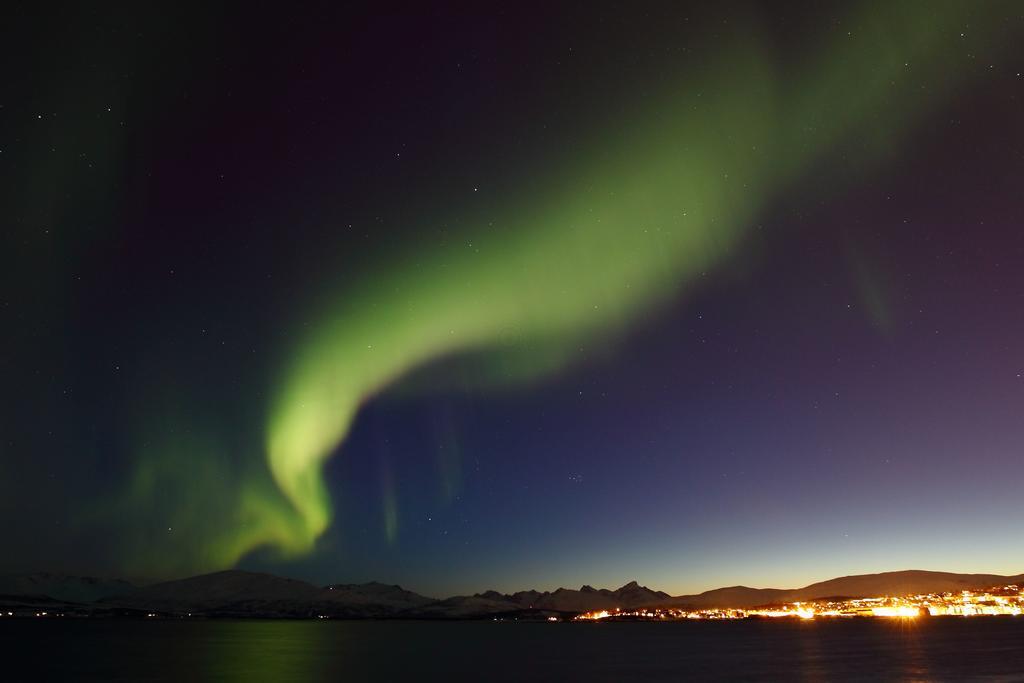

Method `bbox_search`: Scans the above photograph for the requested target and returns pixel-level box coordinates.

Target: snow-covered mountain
[0,572,136,604]
[6,568,1024,617]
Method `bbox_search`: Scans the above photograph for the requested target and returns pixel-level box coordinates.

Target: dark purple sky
[1,1,1022,596]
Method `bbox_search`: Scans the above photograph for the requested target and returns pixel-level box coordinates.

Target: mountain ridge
[666,570,1024,609]
[3,568,1022,618]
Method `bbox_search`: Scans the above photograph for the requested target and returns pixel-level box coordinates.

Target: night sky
[2,2,1023,597]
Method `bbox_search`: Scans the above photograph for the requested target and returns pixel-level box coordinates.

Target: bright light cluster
[575,585,1024,622]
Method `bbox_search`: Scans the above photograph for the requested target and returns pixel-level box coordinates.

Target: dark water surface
[4,617,1024,681]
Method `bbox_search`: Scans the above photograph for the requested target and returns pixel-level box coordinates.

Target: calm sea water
[4,617,1024,681]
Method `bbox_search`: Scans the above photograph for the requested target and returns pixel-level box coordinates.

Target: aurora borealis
[2,2,1023,595]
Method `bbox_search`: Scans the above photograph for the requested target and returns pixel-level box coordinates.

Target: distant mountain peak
[8,567,1024,618]
[0,572,137,604]
[475,590,508,601]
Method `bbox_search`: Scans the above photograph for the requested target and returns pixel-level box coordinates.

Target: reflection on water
[5,617,1024,681]
[198,621,334,682]
[795,619,827,682]
[899,621,932,683]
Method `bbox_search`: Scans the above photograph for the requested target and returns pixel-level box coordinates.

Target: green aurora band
[121,2,1019,574]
